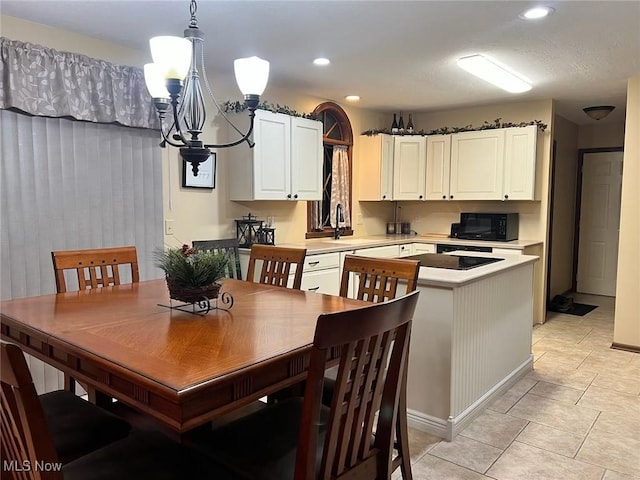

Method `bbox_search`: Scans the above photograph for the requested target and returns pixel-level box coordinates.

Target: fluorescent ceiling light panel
[457,54,532,93]
[520,6,555,19]
[345,95,360,101]
[313,58,330,66]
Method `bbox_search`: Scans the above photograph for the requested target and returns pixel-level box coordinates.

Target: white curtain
[329,145,351,228]
[0,110,163,392]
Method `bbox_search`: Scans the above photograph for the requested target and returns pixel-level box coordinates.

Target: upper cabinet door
[359,134,394,200]
[450,129,505,200]
[503,125,537,200]
[425,135,452,200]
[253,110,291,200]
[291,117,323,200]
[393,136,426,200]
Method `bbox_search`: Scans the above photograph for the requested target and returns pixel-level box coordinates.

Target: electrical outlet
[164,219,175,235]
[356,213,364,225]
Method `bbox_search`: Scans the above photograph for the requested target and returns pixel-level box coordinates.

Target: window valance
[0,37,160,130]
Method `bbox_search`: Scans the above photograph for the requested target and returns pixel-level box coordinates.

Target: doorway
[574,149,623,296]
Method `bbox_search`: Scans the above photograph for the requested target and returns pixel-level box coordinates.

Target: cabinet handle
[504,194,509,200]
[419,195,423,199]
[293,194,298,199]
[382,195,386,199]
[442,195,446,199]
[287,194,292,199]
[308,261,320,266]
[308,286,320,292]
[450,195,454,199]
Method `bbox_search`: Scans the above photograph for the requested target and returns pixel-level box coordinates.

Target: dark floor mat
[550,302,598,316]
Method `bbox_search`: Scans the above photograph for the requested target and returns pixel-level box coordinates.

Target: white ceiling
[2,0,639,125]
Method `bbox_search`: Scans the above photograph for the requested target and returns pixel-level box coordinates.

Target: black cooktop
[404,253,504,270]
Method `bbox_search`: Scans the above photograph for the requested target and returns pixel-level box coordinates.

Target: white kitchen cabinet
[503,125,537,200]
[359,134,426,201]
[450,129,505,200]
[398,244,412,257]
[431,126,538,201]
[393,136,426,200]
[229,110,323,201]
[411,243,435,254]
[425,135,452,200]
[294,252,340,295]
[359,134,394,201]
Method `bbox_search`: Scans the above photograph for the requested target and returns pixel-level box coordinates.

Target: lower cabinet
[296,252,341,295]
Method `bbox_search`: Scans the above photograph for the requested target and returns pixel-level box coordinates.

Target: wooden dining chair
[51,246,139,394]
[246,244,307,289]
[336,254,421,480]
[192,290,419,480]
[192,238,242,280]
[339,254,420,303]
[51,246,139,294]
[0,340,131,465]
[1,340,238,480]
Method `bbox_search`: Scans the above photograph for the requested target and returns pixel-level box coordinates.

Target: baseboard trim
[612,342,640,354]
[406,355,533,441]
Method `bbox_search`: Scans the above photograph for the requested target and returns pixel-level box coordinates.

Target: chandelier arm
[159,124,186,148]
[204,112,256,149]
[170,99,190,146]
[198,41,246,140]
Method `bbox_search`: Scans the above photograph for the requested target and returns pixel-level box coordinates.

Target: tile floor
[398,293,640,480]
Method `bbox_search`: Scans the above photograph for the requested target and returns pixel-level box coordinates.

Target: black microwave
[451,213,519,241]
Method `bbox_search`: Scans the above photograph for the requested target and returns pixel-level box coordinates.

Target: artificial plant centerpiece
[155,244,229,304]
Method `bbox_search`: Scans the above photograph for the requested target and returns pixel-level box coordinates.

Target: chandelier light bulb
[149,36,192,80]
[234,57,270,96]
[143,63,170,98]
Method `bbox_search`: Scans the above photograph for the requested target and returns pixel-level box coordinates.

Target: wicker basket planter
[166,277,221,304]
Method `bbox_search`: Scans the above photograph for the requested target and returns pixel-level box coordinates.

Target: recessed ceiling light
[457,54,532,93]
[345,95,360,102]
[520,6,555,19]
[313,58,330,66]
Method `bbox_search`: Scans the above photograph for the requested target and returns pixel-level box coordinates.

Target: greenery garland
[223,100,317,119]
[362,118,547,136]
[223,101,548,135]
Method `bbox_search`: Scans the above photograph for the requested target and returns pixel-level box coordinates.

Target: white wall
[614,76,640,349]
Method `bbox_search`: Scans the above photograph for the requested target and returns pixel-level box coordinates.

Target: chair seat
[193,398,329,480]
[63,430,239,480]
[40,390,131,463]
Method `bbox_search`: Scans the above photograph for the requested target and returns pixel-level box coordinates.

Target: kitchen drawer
[411,243,436,254]
[398,244,413,257]
[299,268,340,295]
[302,252,341,272]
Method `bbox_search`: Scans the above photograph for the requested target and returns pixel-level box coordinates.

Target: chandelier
[144,0,269,176]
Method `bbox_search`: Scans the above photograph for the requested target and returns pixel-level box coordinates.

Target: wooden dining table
[0,278,368,433]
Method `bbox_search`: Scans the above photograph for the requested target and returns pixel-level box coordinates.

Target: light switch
[164,219,175,235]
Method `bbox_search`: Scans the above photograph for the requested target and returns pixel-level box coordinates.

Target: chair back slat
[294,290,419,480]
[192,239,243,280]
[339,255,420,303]
[246,245,306,289]
[1,341,62,480]
[51,246,139,293]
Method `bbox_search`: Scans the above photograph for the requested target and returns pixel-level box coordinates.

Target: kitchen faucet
[334,203,344,239]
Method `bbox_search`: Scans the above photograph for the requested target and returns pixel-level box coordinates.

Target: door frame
[571,147,624,293]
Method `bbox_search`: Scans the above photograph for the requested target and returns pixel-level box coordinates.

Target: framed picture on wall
[182,154,216,189]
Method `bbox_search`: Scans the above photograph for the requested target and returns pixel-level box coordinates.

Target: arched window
[306,102,354,238]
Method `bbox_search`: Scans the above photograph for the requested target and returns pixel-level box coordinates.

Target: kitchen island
[406,252,537,440]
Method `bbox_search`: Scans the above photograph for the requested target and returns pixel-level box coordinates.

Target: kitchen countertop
[257,235,542,255]
[414,251,538,288]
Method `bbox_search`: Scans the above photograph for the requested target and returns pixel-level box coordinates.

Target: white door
[425,135,451,200]
[577,151,623,296]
